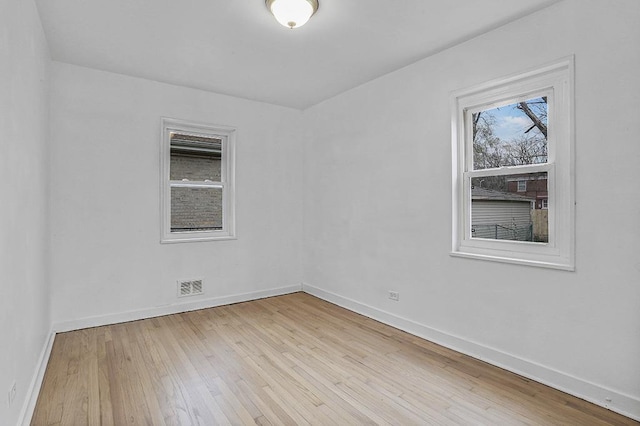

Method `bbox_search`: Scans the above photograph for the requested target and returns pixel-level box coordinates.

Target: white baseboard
[302,283,640,422]
[25,283,639,423]
[53,284,302,332]
[18,329,55,426]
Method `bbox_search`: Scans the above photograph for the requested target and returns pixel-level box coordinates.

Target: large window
[451,58,574,270]
[161,118,236,243]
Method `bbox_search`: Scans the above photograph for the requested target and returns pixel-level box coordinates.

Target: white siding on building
[471,200,533,241]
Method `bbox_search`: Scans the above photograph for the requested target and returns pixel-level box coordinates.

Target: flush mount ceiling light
[266,0,319,29]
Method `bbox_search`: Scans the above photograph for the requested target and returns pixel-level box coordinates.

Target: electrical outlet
[389,291,400,301]
[8,381,16,407]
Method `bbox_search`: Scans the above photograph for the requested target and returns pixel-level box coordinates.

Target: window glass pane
[170,133,222,181]
[171,187,223,232]
[472,97,548,170]
[471,172,548,242]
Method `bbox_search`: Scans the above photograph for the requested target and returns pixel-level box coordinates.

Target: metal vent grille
[179,281,191,296]
[191,280,203,294]
[177,279,204,298]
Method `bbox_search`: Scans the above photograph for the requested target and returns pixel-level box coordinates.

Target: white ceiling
[35,0,561,109]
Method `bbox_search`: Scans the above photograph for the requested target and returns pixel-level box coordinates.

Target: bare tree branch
[473,112,481,142]
[518,102,547,137]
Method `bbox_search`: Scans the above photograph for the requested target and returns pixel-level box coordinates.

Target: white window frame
[541,199,549,210]
[160,117,236,243]
[517,180,527,192]
[451,57,575,270]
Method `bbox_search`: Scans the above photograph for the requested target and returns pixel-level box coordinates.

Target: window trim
[451,57,575,270]
[160,117,236,243]
[517,180,527,192]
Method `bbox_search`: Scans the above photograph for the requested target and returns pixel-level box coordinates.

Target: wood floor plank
[32,293,639,425]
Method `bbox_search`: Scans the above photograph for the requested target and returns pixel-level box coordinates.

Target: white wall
[8,0,638,423]
[0,0,51,424]
[303,0,640,418]
[49,63,305,327]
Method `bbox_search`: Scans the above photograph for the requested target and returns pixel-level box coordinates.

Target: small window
[517,180,527,192]
[451,58,574,270]
[161,118,236,243]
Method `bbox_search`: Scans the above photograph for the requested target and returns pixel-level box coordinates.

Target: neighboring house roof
[171,133,222,157]
[472,187,535,202]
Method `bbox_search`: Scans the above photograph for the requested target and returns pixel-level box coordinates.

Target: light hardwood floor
[32,292,637,425]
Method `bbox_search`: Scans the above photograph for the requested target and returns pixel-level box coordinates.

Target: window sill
[450,250,574,271]
[161,233,237,244]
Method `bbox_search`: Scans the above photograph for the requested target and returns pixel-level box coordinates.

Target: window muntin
[161,118,236,243]
[451,58,574,270]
